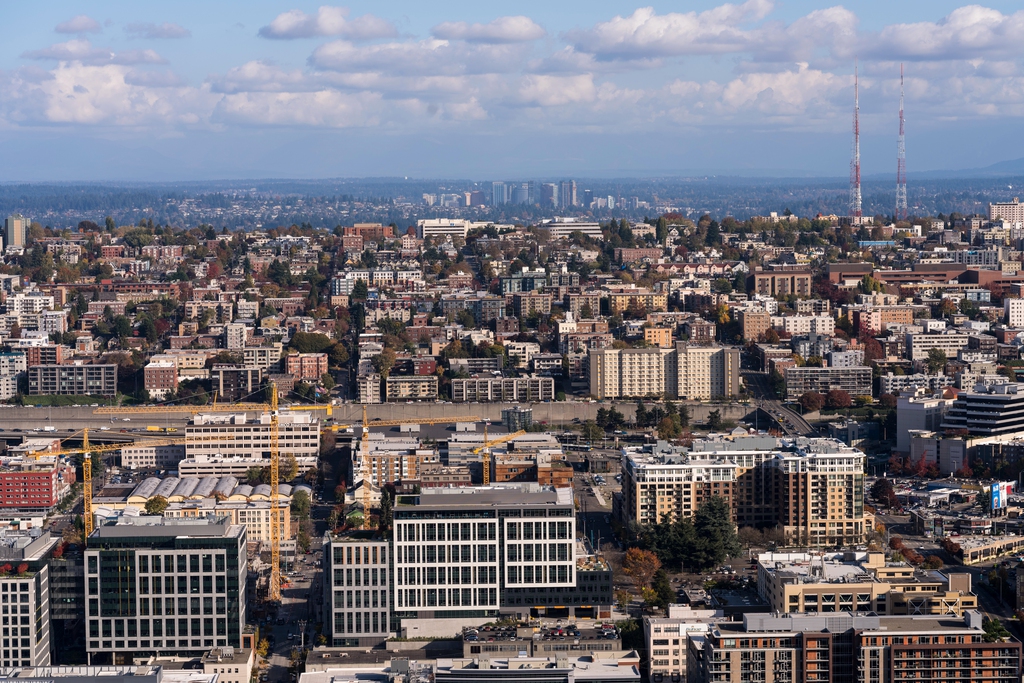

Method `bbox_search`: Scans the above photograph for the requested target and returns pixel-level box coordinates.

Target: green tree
[291,489,311,519]
[926,348,947,373]
[691,496,741,569]
[321,373,336,390]
[707,409,723,430]
[581,420,603,443]
[145,496,168,515]
[653,569,675,609]
[351,279,369,300]
[379,487,394,532]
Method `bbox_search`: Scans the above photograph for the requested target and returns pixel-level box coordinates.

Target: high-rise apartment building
[4,215,28,250]
[676,345,740,400]
[621,436,868,546]
[84,515,247,662]
[491,182,509,206]
[589,347,676,400]
[588,344,740,400]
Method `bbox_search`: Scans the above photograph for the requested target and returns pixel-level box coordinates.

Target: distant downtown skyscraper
[559,180,577,208]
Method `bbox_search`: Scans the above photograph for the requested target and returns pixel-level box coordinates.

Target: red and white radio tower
[850,63,862,220]
[896,63,908,221]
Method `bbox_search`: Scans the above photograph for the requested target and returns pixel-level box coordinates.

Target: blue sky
[3,1,1024,181]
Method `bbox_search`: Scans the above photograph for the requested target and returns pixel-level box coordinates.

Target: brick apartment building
[0,459,76,511]
[283,353,328,381]
[143,360,178,400]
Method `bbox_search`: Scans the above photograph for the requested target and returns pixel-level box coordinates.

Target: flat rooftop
[397,485,572,509]
[89,514,242,539]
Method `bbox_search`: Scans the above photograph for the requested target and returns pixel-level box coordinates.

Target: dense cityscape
[8,1,1024,682]
[0,188,1022,682]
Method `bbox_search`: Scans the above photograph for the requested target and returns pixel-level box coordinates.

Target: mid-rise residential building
[451,376,555,403]
[690,611,1020,683]
[645,606,723,681]
[28,363,116,397]
[905,333,971,361]
[143,360,177,400]
[84,515,247,661]
[756,551,976,615]
[747,267,812,298]
[621,436,868,546]
[211,365,262,402]
[223,323,247,350]
[0,457,75,512]
[386,375,438,402]
[783,366,873,400]
[991,198,1024,223]
[284,352,328,381]
[322,533,392,647]
[737,309,771,341]
[879,372,954,395]
[4,214,27,250]
[243,344,283,371]
[606,288,668,314]
[1007,298,1024,327]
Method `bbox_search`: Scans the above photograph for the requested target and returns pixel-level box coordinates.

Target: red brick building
[284,353,329,381]
[23,345,69,366]
[0,460,75,510]
[143,360,178,399]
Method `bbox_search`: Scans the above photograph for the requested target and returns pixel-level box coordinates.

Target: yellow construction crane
[471,427,527,486]
[83,429,92,537]
[269,381,281,602]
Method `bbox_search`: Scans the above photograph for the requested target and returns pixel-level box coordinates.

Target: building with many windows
[689,611,1020,683]
[83,515,247,663]
[620,436,869,546]
[451,376,555,403]
[783,366,873,400]
[322,533,392,647]
[0,530,58,668]
[28,363,116,397]
[392,485,610,632]
[941,382,1024,437]
[184,411,320,470]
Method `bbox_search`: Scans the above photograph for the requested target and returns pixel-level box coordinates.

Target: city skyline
[3,2,1024,180]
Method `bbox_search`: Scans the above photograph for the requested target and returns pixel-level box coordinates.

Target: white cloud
[55,15,102,35]
[258,6,395,40]
[566,1,774,60]
[125,22,192,40]
[870,6,1024,61]
[432,16,545,44]
[517,74,596,106]
[22,39,165,66]
[209,61,312,94]
[213,90,383,127]
[1,63,213,126]
[124,70,186,88]
[310,39,529,77]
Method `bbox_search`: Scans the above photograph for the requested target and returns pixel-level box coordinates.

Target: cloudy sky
[3,0,1024,181]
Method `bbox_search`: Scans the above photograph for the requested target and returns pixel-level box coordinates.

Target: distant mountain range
[873,157,1024,180]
